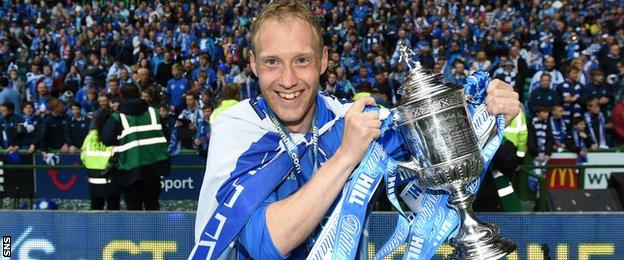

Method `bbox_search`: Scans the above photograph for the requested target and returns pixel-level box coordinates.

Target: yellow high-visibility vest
[503,109,528,157]
[210,99,239,125]
[80,130,113,170]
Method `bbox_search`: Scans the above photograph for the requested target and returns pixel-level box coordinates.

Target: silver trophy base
[447,186,517,260]
[449,229,516,260]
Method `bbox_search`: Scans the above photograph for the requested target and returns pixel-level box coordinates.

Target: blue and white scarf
[584,112,608,149]
[550,117,566,146]
[191,94,354,259]
[562,80,583,125]
[532,117,549,153]
[572,129,588,163]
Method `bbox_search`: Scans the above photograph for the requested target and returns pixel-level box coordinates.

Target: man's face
[540,75,551,88]
[0,106,9,118]
[138,69,150,83]
[172,67,181,77]
[37,83,47,95]
[159,107,168,118]
[202,108,213,120]
[537,110,549,120]
[476,51,485,60]
[433,63,442,74]
[545,57,555,70]
[588,103,600,114]
[109,82,119,93]
[185,95,196,108]
[250,16,328,130]
[552,106,564,119]
[98,96,110,108]
[359,67,368,77]
[593,74,604,84]
[455,62,464,72]
[120,69,128,79]
[112,102,120,112]
[328,73,337,84]
[610,45,620,57]
[71,106,81,117]
[141,91,151,102]
[43,66,51,76]
[568,70,579,81]
[55,103,65,114]
[451,42,459,52]
[23,105,34,116]
[575,121,586,131]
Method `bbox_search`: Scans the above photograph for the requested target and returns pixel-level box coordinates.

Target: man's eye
[296,57,310,64]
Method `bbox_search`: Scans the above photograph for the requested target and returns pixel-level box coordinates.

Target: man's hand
[485,79,520,126]
[194,138,203,146]
[336,97,380,166]
[69,146,78,154]
[579,132,588,139]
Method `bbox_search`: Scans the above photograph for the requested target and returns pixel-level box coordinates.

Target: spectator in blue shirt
[166,63,189,112]
[159,103,177,143]
[350,66,376,88]
[194,105,212,157]
[47,51,67,80]
[34,81,51,117]
[192,53,217,86]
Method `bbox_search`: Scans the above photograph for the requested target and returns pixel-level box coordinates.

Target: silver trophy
[393,43,516,259]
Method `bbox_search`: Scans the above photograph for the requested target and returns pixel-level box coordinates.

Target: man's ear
[249,49,258,77]
[320,46,329,75]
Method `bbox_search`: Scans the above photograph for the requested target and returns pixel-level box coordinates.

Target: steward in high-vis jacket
[100,85,170,210]
[80,123,120,210]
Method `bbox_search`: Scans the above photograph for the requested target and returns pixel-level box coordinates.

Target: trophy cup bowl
[393,45,516,259]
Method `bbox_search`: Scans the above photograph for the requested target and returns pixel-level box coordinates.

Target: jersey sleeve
[237,192,289,260]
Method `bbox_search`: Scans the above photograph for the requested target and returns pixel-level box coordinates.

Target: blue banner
[0,212,622,259]
[34,153,206,200]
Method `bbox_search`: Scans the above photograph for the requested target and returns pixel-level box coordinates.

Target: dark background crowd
[0,0,623,167]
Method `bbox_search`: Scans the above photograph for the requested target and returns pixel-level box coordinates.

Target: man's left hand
[485,79,520,126]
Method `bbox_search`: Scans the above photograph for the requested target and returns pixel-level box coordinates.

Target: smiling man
[192,1,519,259]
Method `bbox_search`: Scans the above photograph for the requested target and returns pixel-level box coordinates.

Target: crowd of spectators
[0,0,623,164]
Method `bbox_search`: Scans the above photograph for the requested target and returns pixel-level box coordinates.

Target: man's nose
[278,65,298,89]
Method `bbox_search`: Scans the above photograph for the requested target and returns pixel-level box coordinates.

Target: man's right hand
[336,97,381,166]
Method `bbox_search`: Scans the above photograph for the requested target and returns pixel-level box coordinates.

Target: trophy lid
[396,43,459,107]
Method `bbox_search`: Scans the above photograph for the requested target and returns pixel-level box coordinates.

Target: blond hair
[250,0,323,54]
